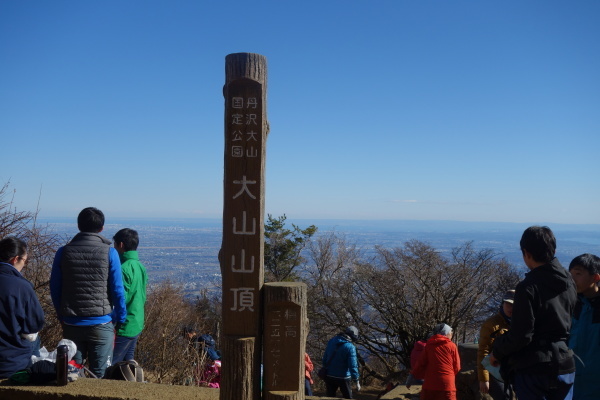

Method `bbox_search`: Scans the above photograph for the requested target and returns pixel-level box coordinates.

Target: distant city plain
[41,218,600,295]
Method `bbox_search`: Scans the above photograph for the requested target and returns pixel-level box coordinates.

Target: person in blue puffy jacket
[322,326,360,399]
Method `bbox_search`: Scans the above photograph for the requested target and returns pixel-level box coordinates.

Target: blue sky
[1,1,599,224]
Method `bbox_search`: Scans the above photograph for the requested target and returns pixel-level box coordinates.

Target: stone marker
[263,282,308,400]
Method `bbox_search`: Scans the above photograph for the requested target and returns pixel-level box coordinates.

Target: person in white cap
[477,290,515,399]
[321,326,360,399]
[412,323,461,400]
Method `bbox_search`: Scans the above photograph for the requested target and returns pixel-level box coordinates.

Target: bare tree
[302,232,369,378]
[0,182,33,238]
[302,233,522,383]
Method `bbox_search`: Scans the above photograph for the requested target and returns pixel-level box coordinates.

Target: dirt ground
[0,378,421,400]
[312,382,417,400]
[312,383,381,399]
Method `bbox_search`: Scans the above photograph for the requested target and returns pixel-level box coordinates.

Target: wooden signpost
[220,52,268,400]
[220,53,307,400]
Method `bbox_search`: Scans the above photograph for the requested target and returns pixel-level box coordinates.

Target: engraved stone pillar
[220,52,268,400]
[263,282,308,400]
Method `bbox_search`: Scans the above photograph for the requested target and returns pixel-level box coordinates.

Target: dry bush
[135,281,219,385]
[22,222,65,350]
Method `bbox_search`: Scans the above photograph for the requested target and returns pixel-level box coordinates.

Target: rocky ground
[311,368,487,400]
[312,382,421,400]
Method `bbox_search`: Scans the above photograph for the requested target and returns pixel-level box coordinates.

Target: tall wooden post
[263,283,308,400]
[220,53,268,400]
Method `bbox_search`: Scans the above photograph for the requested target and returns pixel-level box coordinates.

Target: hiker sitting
[195,334,221,388]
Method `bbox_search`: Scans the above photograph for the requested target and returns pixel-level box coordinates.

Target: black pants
[325,376,352,399]
[488,374,511,400]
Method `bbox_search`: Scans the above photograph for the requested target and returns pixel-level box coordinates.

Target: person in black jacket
[0,237,45,378]
[490,226,576,400]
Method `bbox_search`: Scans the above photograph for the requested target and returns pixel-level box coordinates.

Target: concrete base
[0,378,220,400]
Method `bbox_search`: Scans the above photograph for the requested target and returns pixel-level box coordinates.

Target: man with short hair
[50,207,126,378]
[111,228,147,363]
[491,226,577,400]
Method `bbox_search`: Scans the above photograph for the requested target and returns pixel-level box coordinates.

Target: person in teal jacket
[112,228,148,363]
[322,326,360,399]
[568,253,600,400]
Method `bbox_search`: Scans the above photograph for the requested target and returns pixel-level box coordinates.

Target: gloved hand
[406,373,415,389]
[355,381,361,391]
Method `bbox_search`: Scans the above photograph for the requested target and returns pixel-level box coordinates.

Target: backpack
[197,334,216,348]
[104,360,144,382]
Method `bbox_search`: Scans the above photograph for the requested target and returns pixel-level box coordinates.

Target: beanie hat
[432,323,452,337]
[344,326,359,341]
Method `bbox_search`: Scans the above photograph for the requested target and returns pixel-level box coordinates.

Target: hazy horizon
[38,216,600,231]
[38,216,600,292]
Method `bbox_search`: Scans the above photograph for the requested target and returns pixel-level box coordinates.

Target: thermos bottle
[56,345,68,386]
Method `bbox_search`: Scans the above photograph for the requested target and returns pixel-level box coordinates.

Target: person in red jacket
[304,352,314,395]
[406,338,427,388]
[412,323,461,400]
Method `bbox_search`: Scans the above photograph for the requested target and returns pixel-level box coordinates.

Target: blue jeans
[62,323,114,378]
[31,335,41,357]
[513,372,575,400]
[112,334,139,363]
[305,377,313,396]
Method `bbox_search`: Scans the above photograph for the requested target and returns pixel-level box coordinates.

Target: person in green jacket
[112,228,148,363]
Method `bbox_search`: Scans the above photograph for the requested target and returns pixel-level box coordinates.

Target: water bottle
[56,345,68,386]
